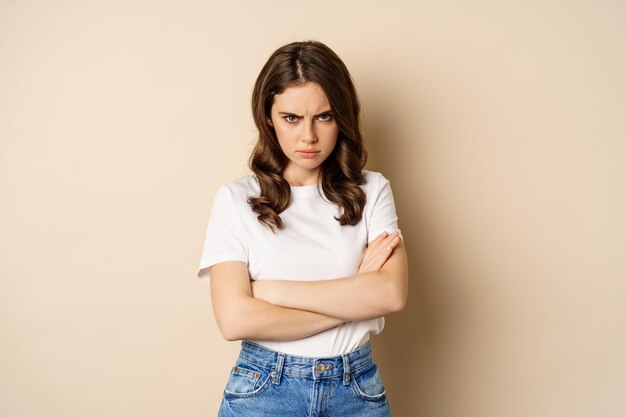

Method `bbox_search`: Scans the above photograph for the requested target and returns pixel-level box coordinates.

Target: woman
[197,40,408,416]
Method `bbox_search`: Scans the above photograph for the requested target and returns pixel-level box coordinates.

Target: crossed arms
[209,231,408,342]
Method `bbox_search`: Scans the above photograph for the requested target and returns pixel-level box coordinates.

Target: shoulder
[214,174,260,205]
[361,170,390,194]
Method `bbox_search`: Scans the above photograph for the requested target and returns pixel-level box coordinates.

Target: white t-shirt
[197,170,403,357]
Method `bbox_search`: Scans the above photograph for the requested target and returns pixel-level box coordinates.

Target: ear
[267,118,274,127]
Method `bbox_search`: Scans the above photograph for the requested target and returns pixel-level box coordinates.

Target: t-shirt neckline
[290,183,322,197]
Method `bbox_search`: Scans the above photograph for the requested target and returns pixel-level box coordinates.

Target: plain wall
[1,1,625,416]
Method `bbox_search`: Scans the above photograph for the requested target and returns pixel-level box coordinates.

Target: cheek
[274,126,292,144]
[325,125,340,145]
[329,138,338,152]
[275,129,300,156]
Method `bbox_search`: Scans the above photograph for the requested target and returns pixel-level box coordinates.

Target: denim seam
[223,372,272,399]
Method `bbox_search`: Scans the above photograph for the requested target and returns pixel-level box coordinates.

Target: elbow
[384,280,408,314]
[216,316,239,341]
[215,317,240,341]
[390,291,407,313]
[214,306,246,341]
[378,251,409,314]
[212,292,259,341]
[221,329,241,342]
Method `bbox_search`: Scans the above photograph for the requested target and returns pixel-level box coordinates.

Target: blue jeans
[217,340,392,416]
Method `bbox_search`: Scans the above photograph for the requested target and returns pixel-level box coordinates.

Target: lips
[296,149,320,158]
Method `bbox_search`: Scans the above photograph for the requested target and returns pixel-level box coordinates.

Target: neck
[283,166,321,186]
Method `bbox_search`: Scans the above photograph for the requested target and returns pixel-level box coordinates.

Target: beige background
[1,0,625,416]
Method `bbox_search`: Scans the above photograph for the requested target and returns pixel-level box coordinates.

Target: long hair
[248,40,367,231]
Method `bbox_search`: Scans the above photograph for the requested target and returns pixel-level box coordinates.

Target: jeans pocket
[350,363,387,401]
[223,360,271,399]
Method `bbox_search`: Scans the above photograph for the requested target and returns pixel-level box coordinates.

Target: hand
[357,231,401,274]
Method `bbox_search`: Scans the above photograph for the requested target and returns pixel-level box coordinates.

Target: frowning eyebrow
[278,110,332,118]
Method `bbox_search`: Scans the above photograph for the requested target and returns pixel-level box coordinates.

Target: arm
[210,260,345,342]
[252,232,409,321]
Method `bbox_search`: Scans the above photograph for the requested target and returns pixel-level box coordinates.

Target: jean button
[315,363,325,374]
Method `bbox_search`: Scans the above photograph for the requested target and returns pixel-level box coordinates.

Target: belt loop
[342,353,351,385]
[272,353,285,385]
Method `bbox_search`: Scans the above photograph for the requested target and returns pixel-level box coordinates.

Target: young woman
[197,40,408,416]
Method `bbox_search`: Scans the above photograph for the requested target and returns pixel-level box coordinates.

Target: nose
[301,119,318,143]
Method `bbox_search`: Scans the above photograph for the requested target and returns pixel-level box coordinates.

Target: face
[269,81,339,186]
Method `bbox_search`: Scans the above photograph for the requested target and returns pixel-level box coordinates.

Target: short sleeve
[196,185,248,282]
[367,173,403,244]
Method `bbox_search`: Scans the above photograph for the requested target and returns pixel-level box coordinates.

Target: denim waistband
[238,340,374,386]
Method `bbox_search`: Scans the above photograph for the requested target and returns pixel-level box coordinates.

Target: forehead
[271,82,330,113]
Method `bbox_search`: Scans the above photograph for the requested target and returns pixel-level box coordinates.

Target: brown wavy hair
[248,40,367,231]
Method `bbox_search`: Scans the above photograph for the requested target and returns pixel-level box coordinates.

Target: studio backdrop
[1,1,625,416]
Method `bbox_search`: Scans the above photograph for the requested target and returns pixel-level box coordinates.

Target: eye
[283,115,299,123]
[318,113,333,122]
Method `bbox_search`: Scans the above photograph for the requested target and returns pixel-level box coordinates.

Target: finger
[372,233,400,256]
[361,242,395,272]
[366,231,389,247]
[359,231,400,273]
[367,249,392,271]
[366,236,400,269]
[360,236,382,268]
[387,233,401,248]
[375,230,398,244]
[380,232,400,249]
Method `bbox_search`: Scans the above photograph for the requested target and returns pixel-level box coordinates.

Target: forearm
[214,293,345,342]
[253,272,401,321]
[209,260,346,342]
[253,242,409,321]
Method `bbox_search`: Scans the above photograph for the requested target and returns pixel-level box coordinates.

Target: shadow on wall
[363,84,454,417]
